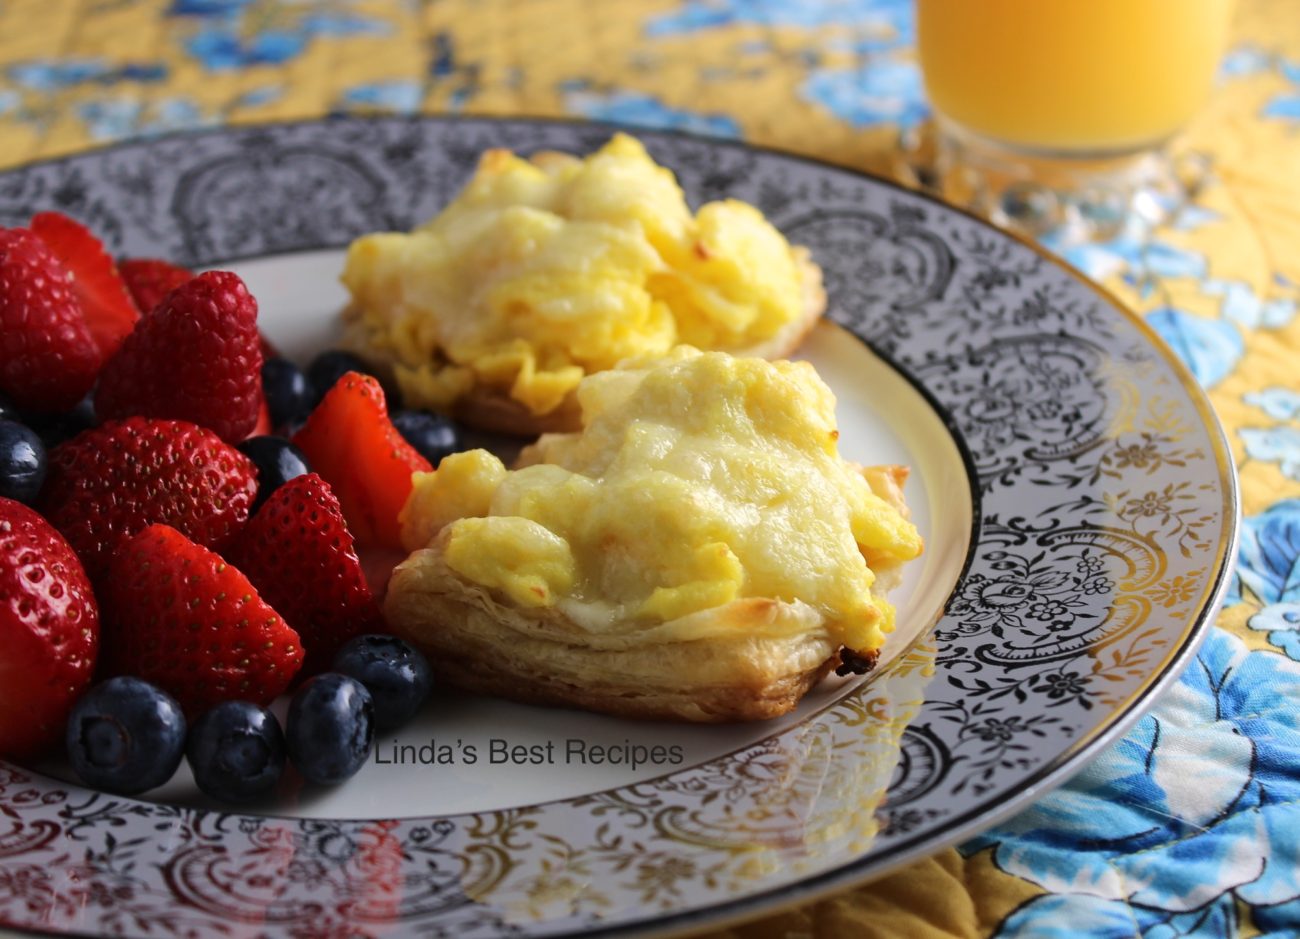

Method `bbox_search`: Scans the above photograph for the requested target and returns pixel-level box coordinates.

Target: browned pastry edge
[384,547,842,723]
[349,248,827,438]
[440,651,839,724]
[383,463,913,724]
[449,386,584,436]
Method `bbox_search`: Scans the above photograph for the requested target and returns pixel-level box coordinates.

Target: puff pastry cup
[443,250,825,437]
[340,133,827,437]
[383,350,923,723]
[385,464,913,722]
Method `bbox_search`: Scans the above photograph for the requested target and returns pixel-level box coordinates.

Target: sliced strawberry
[118,257,193,315]
[95,270,263,443]
[40,417,257,581]
[30,212,139,359]
[0,228,102,413]
[0,498,99,758]
[230,473,382,678]
[292,372,432,549]
[249,395,273,438]
[100,524,303,716]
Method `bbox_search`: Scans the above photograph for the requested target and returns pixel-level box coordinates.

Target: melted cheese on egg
[398,349,923,653]
[342,134,809,416]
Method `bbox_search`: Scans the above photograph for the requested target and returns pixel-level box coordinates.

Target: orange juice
[916,0,1236,154]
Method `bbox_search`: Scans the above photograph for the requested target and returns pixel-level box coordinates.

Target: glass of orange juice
[913,0,1236,238]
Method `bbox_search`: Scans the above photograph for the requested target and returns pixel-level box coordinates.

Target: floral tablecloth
[2,1,1298,936]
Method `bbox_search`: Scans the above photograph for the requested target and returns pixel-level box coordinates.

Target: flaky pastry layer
[383,464,911,723]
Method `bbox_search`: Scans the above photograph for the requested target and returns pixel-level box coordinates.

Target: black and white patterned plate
[0,117,1237,938]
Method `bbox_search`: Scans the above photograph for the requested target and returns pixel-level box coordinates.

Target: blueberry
[187,701,287,803]
[391,411,462,467]
[26,396,97,449]
[285,673,374,785]
[332,635,433,730]
[306,350,401,409]
[0,420,46,505]
[306,350,371,404]
[261,357,313,430]
[237,436,311,510]
[65,677,186,795]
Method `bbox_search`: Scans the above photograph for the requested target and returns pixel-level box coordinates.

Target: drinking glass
[910,0,1237,240]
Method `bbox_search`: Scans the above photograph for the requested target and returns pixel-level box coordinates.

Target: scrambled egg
[399,349,923,654]
[342,134,810,417]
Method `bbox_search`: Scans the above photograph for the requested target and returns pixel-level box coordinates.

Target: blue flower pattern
[968,628,1300,936]
[1264,59,1300,120]
[1040,214,1211,294]
[173,2,389,71]
[801,58,927,130]
[1145,307,1243,389]
[562,90,742,139]
[645,0,926,131]
[1240,373,1300,491]
[1250,603,1300,661]
[0,2,390,143]
[1230,500,1300,608]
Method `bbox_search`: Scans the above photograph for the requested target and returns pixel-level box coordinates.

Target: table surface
[2,1,1299,937]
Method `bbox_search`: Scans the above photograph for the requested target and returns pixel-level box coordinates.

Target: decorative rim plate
[0,117,1238,939]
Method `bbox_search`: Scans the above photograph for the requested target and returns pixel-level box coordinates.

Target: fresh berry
[292,373,432,549]
[99,524,304,716]
[118,257,192,315]
[285,673,374,785]
[236,436,311,511]
[187,701,287,803]
[0,228,102,413]
[306,350,371,406]
[391,410,463,467]
[40,417,257,580]
[0,499,98,758]
[30,212,139,358]
[95,271,264,444]
[332,635,432,731]
[0,421,46,505]
[249,395,273,439]
[26,395,97,449]
[261,357,313,430]
[230,473,381,676]
[65,677,185,795]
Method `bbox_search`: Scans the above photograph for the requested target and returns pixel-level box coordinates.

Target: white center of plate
[44,250,974,819]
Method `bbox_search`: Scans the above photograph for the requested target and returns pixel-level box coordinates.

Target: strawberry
[230,473,382,677]
[119,258,280,358]
[0,498,99,758]
[0,228,102,413]
[249,395,273,439]
[292,372,432,549]
[40,417,257,580]
[95,270,264,444]
[29,213,140,359]
[118,257,192,315]
[100,524,303,716]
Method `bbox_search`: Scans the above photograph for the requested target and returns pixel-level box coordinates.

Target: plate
[0,117,1237,938]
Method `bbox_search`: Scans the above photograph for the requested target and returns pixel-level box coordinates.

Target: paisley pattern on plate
[0,118,1237,937]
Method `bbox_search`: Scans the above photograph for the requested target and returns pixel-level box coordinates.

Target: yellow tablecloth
[2,1,1298,936]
